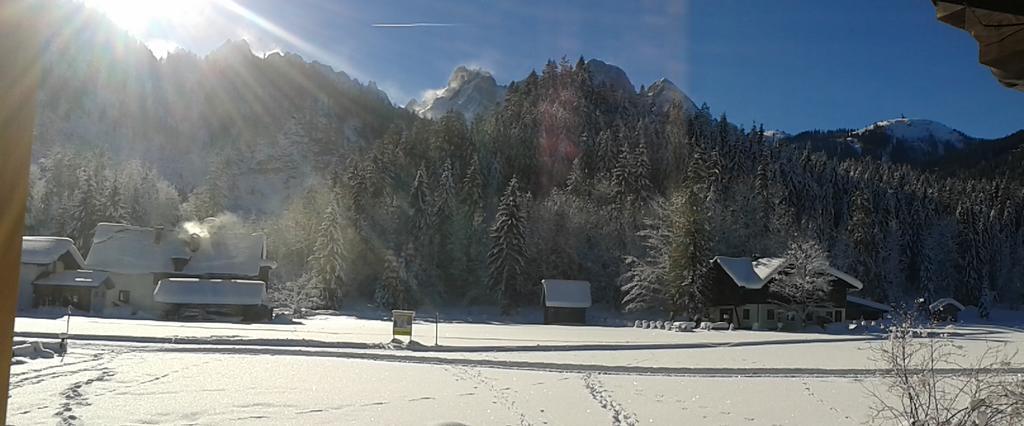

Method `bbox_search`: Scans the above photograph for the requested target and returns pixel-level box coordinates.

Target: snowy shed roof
[33,270,112,288]
[846,295,891,312]
[826,267,864,291]
[541,280,592,308]
[929,298,965,312]
[85,223,267,277]
[153,278,267,305]
[20,237,85,267]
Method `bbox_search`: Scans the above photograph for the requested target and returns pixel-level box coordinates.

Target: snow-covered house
[541,279,591,324]
[18,237,89,311]
[704,256,863,329]
[929,298,964,322]
[84,223,273,319]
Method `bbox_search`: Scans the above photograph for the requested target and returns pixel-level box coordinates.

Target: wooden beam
[0,0,44,420]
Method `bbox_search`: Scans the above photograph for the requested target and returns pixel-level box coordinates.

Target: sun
[82,0,211,36]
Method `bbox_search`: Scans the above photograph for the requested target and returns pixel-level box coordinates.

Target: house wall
[543,307,586,324]
[16,263,46,311]
[105,272,164,316]
[706,304,847,330]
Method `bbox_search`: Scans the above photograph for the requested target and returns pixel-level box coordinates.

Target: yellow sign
[392,310,415,337]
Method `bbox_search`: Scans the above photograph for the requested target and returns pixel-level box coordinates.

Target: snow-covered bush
[866,314,1024,425]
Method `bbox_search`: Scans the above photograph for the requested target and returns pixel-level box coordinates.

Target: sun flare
[82,0,210,35]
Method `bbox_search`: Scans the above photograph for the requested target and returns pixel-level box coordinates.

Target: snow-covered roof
[33,270,111,288]
[541,280,592,308]
[714,256,863,290]
[846,295,891,312]
[752,257,788,282]
[86,223,267,277]
[20,237,85,267]
[929,298,965,312]
[826,267,864,290]
[713,256,771,289]
[153,278,267,305]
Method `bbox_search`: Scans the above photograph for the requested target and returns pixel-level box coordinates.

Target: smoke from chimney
[177,212,246,242]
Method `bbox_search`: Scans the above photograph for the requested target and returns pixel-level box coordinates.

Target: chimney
[154,226,164,244]
[171,255,191,272]
[187,233,201,252]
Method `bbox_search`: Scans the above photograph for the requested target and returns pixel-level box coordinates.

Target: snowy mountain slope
[642,78,697,112]
[780,118,981,164]
[856,118,969,151]
[410,66,507,121]
[762,130,791,143]
[31,2,402,217]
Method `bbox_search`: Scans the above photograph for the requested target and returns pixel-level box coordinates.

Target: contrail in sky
[371,23,458,28]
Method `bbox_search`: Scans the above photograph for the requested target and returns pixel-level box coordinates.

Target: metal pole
[434,311,439,346]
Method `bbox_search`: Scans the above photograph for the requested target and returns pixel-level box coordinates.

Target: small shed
[19,237,86,311]
[541,279,591,325]
[32,270,112,313]
[846,295,891,321]
[154,278,269,321]
[929,298,964,322]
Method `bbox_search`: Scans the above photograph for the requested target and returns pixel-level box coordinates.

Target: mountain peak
[857,118,968,148]
[448,66,496,88]
[411,66,507,120]
[586,59,634,94]
[643,78,697,112]
[208,38,254,60]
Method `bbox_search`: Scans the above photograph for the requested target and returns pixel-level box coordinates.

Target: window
[835,310,844,322]
[718,309,731,321]
[742,309,750,320]
[767,309,775,321]
[118,290,130,303]
[825,310,833,319]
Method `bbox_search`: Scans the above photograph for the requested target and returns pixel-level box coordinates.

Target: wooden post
[0,0,45,420]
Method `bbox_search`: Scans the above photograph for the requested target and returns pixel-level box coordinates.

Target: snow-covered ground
[8,310,1024,424]
[7,346,883,425]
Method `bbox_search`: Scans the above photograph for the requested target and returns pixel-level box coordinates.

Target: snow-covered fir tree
[305,193,347,307]
[488,177,528,313]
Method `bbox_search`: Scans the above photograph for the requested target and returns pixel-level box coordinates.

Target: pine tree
[488,177,528,313]
[460,157,484,226]
[596,130,617,177]
[632,142,652,198]
[978,285,992,320]
[565,157,587,196]
[103,175,129,224]
[411,166,433,238]
[919,217,957,300]
[64,166,103,250]
[437,159,457,216]
[665,190,712,317]
[306,193,347,307]
[611,143,633,206]
[375,252,412,310]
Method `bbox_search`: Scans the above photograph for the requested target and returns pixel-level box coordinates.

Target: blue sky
[87,0,1023,138]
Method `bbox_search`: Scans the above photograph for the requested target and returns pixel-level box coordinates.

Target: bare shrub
[866,314,1024,425]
